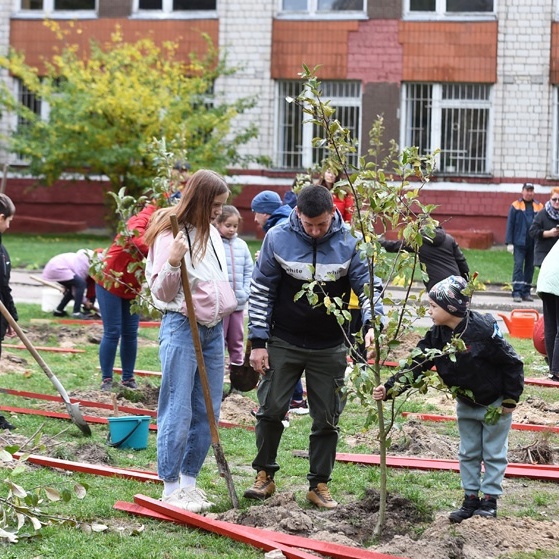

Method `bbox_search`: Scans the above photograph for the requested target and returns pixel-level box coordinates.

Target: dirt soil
[2,325,559,559]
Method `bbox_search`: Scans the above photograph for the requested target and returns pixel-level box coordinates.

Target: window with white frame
[20,0,96,9]
[276,80,361,169]
[281,0,365,15]
[136,0,216,11]
[405,0,493,16]
[402,83,491,175]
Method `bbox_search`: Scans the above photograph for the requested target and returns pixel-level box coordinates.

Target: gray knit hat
[428,275,470,317]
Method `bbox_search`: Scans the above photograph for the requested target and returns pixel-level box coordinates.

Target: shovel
[0,300,91,436]
[170,215,239,508]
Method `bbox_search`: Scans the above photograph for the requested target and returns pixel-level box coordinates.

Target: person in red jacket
[95,203,156,391]
[318,168,354,223]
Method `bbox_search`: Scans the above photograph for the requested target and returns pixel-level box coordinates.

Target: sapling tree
[292,67,483,536]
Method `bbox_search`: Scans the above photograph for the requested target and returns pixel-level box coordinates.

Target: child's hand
[373,385,386,401]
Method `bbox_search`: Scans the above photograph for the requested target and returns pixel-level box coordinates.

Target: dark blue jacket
[383,311,524,407]
[263,204,292,232]
[249,210,384,350]
[505,198,543,247]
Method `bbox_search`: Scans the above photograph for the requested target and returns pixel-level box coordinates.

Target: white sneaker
[188,487,215,511]
[162,487,214,512]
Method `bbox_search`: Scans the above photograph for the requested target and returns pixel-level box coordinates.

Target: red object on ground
[334,453,559,480]
[13,453,159,483]
[131,494,410,559]
[97,366,162,377]
[524,377,559,387]
[402,412,559,434]
[57,319,160,328]
[3,344,85,353]
[533,315,546,356]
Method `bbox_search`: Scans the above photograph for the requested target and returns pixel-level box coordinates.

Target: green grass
[0,236,551,556]
[4,233,113,270]
[0,305,556,558]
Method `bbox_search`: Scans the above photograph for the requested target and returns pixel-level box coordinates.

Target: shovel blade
[65,402,92,436]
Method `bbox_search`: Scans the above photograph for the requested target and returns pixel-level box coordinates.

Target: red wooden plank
[0,387,157,417]
[335,453,559,480]
[58,319,160,328]
[97,366,162,377]
[0,405,157,431]
[402,412,559,434]
[134,494,410,559]
[13,453,160,482]
[525,377,559,387]
[117,500,410,559]
[3,344,85,354]
[0,396,252,431]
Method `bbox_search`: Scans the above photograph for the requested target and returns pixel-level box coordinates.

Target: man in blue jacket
[244,185,384,509]
[505,183,543,302]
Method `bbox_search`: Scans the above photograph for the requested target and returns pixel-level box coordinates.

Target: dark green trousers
[251,336,347,487]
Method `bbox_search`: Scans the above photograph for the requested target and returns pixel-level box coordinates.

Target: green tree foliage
[0,23,263,221]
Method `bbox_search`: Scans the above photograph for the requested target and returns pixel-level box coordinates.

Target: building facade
[2,0,559,242]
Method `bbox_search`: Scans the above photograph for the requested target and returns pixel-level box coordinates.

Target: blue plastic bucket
[107,415,150,450]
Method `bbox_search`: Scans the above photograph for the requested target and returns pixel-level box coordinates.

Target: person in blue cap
[251,190,308,417]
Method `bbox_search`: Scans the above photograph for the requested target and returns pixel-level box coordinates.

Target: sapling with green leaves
[291,66,488,536]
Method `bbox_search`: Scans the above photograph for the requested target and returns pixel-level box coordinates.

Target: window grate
[276,80,361,170]
[404,83,490,176]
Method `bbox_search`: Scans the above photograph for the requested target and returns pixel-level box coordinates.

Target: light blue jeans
[456,397,512,497]
[157,311,225,482]
[95,284,139,382]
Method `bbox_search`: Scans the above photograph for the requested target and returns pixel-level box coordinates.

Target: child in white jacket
[215,205,254,366]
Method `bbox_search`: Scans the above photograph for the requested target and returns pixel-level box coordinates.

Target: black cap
[523,183,535,190]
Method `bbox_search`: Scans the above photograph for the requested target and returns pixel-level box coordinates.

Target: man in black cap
[505,183,543,302]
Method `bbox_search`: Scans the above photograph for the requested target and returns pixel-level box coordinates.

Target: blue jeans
[456,398,512,497]
[511,243,535,298]
[157,311,225,482]
[95,284,140,382]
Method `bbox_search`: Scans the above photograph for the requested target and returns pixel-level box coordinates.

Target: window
[20,0,95,9]
[281,0,365,15]
[402,83,491,175]
[405,0,493,16]
[136,0,216,11]
[276,80,361,169]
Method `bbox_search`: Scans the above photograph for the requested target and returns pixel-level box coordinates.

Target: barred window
[403,83,491,176]
[276,80,361,170]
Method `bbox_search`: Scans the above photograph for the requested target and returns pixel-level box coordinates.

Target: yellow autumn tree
[0,23,262,220]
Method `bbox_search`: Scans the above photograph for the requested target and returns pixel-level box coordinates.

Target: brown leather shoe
[243,470,276,500]
[306,483,338,509]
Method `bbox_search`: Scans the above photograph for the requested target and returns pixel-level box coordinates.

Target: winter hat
[428,275,470,317]
[251,190,282,215]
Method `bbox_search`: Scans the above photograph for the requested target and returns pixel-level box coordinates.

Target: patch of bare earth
[3,324,559,558]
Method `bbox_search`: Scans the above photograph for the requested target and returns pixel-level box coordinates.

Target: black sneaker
[0,415,15,430]
[53,309,68,317]
[522,296,534,302]
[121,379,138,389]
[100,378,113,391]
[449,493,480,523]
[473,495,497,518]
